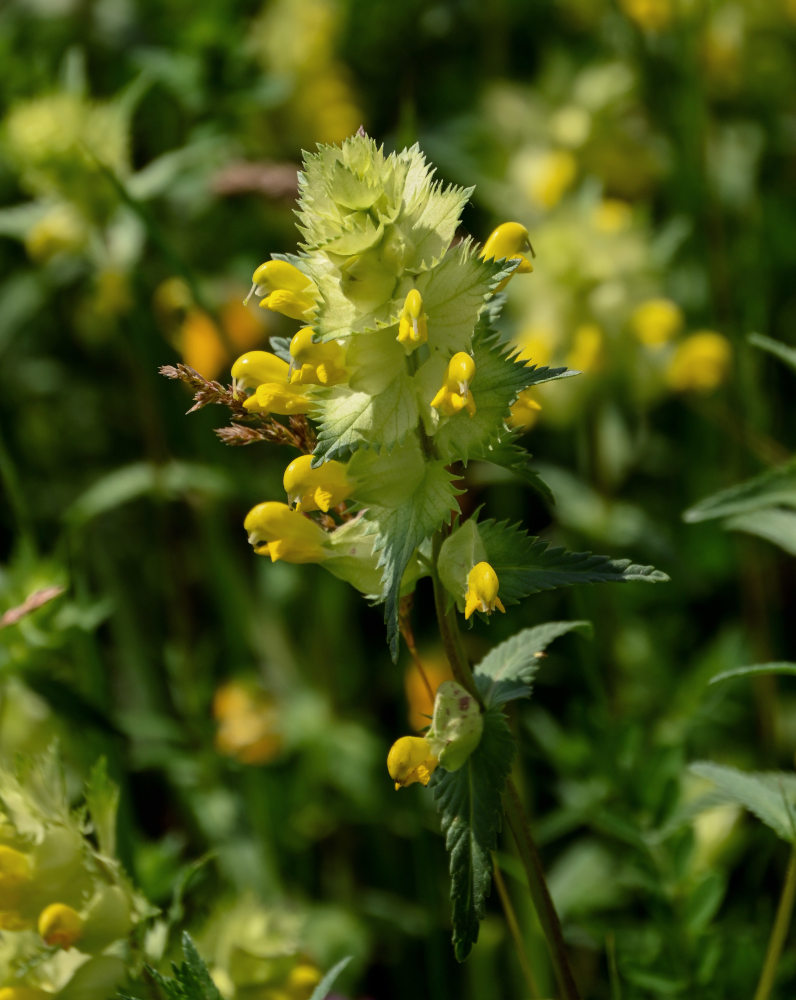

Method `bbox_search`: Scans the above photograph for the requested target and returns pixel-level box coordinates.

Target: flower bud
[464,562,505,620]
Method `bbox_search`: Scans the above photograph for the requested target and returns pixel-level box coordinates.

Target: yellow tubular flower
[247,260,318,321]
[232,350,291,390]
[283,455,351,513]
[396,289,428,353]
[666,332,732,394]
[430,352,477,417]
[288,327,347,385]
[243,382,313,416]
[631,299,684,347]
[387,736,439,790]
[464,562,506,620]
[244,502,328,563]
[481,222,535,290]
[38,902,83,948]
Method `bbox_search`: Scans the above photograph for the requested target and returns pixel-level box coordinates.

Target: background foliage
[0,0,794,997]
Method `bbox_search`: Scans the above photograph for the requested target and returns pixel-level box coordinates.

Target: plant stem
[493,854,541,998]
[505,778,581,1000]
[429,537,580,999]
[753,846,796,1000]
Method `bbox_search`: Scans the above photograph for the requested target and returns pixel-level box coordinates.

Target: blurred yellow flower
[619,0,672,32]
[213,681,283,765]
[631,298,684,347]
[24,204,88,262]
[566,323,604,372]
[527,150,577,210]
[387,736,439,790]
[404,651,453,731]
[37,902,83,949]
[512,326,555,367]
[666,331,732,393]
[592,199,633,233]
[508,390,542,431]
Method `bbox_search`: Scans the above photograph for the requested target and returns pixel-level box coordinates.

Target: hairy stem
[753,846,796,1000]
[429,542,580,999]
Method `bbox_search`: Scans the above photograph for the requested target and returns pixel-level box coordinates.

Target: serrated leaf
[122,933,223,1000]
[312,373,418,462]
[749,332,796,373]
[724,507,796,555]
[709,662,796,685]
[432,706,515,961]
[437,519,488,608]
[474,621,592,706]
[308,956,353,1000]
[368,462,459,659]
[690,762,796,844]
[471,438,554,506]
[410,241,502,356]
[477,519,668,604]
[683,459,796,523]
[348,438,426,508]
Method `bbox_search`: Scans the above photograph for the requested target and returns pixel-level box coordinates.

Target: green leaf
[312,373,418,462]
[121,933,223,1000]
[474,621,592,706]
[432,706,515,961]
[410,241,502,356]
[471,438,554,506]
[690,762,796,844]
[84,757,119,857]
[476,519,668,605]
[431,331,574,464]
[724,507,796,555]
[749,332,796,373]
[683,459,796,523]
[437,519,487,608]
[308,956,353,1000]
[367,462,459,658]
[348,439,427,508]
[709,662,796,685]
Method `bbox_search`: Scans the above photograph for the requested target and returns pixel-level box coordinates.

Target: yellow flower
[631,298,683,347]
[396,289,428,353]
[464,562,506,620]
[666,331,732,394]
[247,260,318,321]
[508,390,542,431]
[38,902,83,949]
[244,502,328,563]
[288,326,347,385]
[387,736,439,790]
[565,323,604,372]
[619,0,672,32]
[283,455,351,512]
[0,845,31,891]
[481,222,534,289]
[213,681,283,765]
[243,382,313,416]
[430,352,477,417]
[527,150,577,210]
[231,350,291,390]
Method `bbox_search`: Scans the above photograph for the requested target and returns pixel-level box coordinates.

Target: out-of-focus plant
[0,748,149,999]
[166,133,668,996]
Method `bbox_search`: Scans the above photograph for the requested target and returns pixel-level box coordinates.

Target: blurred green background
[1,0,795,997]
